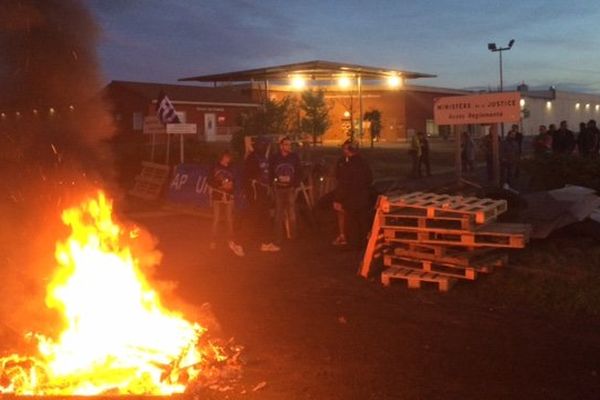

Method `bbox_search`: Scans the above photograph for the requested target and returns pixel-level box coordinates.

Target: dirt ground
[130,210,600,400]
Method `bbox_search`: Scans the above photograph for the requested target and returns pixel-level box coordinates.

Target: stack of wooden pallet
[359,192,531,292]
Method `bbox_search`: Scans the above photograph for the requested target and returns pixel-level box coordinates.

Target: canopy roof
[179,60,436,83]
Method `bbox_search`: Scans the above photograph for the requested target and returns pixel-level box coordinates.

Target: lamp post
[488,39,515,139]
[487,39,515,92]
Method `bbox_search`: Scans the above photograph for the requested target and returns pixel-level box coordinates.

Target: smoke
[0,0,116,339]
[0,0,114,175]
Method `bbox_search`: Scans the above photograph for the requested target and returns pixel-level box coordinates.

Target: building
[103,81,258,141]
[518,84,600,135]
[180,60,468,143]
[263,82,468,142]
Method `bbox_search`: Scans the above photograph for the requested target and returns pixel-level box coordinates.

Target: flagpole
[179,134,184,163]
[165,132,170,165]
[150,132,156,162]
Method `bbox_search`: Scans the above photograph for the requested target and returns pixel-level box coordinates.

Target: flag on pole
[156,90,180,124]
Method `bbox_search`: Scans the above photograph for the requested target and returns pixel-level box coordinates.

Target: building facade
[104,81,258,141]
[262,83,467,143]
[519,86,600,135]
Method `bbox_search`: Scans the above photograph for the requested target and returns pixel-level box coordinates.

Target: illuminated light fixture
[49,107,56,116]
[387,74,402,88]
[290,75,306,90]
[343,110,351,118]
[545,101,552,110]
[33,109,38,115]
[519,99,525,107]
[15,111,21,117]
[596,104,600,111]
[337,76,352,89]
[1,112,6,119]
[575,103,581,110]
[586,103,590,110]
[69,105,75,111]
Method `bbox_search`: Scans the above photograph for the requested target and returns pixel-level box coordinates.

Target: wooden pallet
[383,222,530,248]
[129,162,171,200]
[383,252,505,280]
[381,192,507,224]
[392,242,508,271]
[381,266,457,292]
[381,213,475,231]
[359,201,386,278]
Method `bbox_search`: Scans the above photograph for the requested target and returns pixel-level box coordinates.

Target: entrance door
[204,113,216,142]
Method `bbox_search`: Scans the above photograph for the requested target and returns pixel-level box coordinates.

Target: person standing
[332,140,373,248]
[461,131,476,173]
[483,131,496,181]
[534,125,552,157]
[208,150,244,256]
[580,119,600,158]
[500,130,519,187]
[556,120,576,154]
[507,124,523,178]
[549,123,564,154]
[408,130,421,178]
[244,137,280,252]
[270,136,301,244]
[417,131,431,177]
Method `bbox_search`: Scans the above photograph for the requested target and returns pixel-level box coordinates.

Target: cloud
[87,0,312,82]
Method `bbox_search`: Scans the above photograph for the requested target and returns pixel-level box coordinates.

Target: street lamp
[487,39,515,92]
[488,39,515,140]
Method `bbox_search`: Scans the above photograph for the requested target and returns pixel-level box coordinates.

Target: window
[426,119,439,136]
[132,112,143,130]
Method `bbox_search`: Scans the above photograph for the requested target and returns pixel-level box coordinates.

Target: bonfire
[0,191,240,395]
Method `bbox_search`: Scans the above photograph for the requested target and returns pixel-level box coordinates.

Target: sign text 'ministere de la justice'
[434,92,521,125]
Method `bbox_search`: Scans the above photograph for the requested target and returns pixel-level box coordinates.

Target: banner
[166,163,246,209]
[434,92,521,125]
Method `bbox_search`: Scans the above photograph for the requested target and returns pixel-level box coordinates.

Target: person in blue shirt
[244,137,280,252]
[269,136,301,244]
[208,150,244,256]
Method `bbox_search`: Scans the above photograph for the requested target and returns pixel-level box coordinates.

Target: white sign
[143,116,165,135]
[434,92,521,125]
[166,123,197,135]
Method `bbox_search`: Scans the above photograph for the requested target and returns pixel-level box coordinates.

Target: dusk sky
[88,0,600,93]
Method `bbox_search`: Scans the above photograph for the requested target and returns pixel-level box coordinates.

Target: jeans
[274,187,296,243]
[211,200,234,241]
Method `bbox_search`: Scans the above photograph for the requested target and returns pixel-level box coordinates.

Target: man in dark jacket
[269,136,302,244]
[579,119,600,157]
[551,122,574,154]
[332,140,373,248]
[244,137,279,252]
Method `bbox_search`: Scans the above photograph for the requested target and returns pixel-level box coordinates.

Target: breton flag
[156,90,180,124]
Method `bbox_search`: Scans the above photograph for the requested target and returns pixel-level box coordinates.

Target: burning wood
[0,191,241,395]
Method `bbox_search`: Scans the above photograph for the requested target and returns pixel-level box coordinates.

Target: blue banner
[166,163,246,210]
[166,163,211,208]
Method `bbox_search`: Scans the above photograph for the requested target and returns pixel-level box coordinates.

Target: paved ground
[128,207,600,400]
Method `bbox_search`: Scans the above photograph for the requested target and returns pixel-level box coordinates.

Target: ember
[0,191,239,395]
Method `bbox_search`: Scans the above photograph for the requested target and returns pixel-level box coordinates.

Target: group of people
[208,136,373,257]
[534,119,600,157]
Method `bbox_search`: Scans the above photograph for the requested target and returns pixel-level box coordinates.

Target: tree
[363,109,382,148]
[232,96,297,157]
[300,90,331,146]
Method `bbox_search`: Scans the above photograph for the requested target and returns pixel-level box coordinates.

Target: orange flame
[0,191,235,395]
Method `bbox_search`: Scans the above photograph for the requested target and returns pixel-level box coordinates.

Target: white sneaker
[260,242,281,252]
[228,241,245,257]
